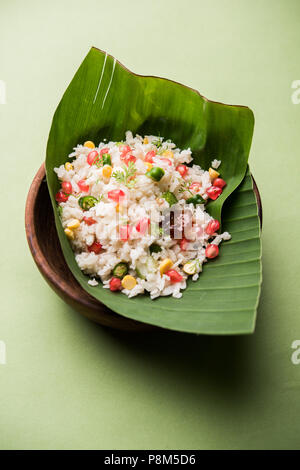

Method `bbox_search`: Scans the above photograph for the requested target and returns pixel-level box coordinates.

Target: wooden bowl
[25,163,262,332]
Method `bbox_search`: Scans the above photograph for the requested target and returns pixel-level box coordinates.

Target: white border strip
[101,58,116,110]
[93,53,107,105]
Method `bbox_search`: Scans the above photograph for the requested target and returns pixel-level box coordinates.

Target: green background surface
[0,0,299,450]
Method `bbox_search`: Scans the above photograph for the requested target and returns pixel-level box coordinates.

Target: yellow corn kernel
[64,228,74,240]
[84,140,95,149]
[116,203,125,214]
[162,150,174,158]
[145,162,153,172]
[143,137,149,144]
[67,218,80,230]
[121,275,137,290]
[209,168,219,180]
[65,162,73,171]
[159,258,173,275]
[102,165,112,178]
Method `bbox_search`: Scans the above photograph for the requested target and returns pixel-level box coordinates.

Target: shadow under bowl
[25,163,262,332]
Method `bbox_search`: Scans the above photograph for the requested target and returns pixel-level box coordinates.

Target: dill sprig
[157,145,167,155]
[152,136,163,148]
[178,177,193,195]
[112,161,137,188]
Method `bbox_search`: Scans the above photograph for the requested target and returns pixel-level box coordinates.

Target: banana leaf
[46,47,262,334]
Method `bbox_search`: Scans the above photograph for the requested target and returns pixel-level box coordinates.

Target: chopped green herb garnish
[152,137,163,148]
[95,153,112,167]
[112,161,137,188]
[178,178,193,195]
[162,191,178,207]
[157,146,166,155]
[101,153,111,166]
[186,194,206,206]
[149,243,162,254]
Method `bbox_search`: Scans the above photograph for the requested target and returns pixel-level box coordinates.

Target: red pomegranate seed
[205,244,219,259]
[109,277,122,291]
[119,225,132,241]
[83,217,97,225]
[166,269,183,283]
[55,190,69,203]
[119,145,131,158]
[176,164,188,177]
[87,150,99,165]
[123,154,136,166]
[205,220,220,235]
[189,182,202,192]
[88,241,102,254]
[78,179,90,192]
[159,157,172,166]
[108,189,125,202]
[145,151,156,163]
[213,178,227,189]
[61,181,72,194]
[136,217,150,234]
[206,186,222,200]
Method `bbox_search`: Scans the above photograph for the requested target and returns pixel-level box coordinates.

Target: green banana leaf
[46,47,262,334]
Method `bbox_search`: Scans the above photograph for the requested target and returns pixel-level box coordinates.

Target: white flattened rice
[54,132,230,299]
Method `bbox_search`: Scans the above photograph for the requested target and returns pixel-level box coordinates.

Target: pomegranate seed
[166,269,183,283]
[83,217,96,225]
[213,178,227,189]
[180,238,189,250]
[205,220,220,235]
[206,186,222,200]
[159,157,172,166]
[119,145,131,158]
[136,217,150,234]
[61,181,72,194]
[119,225,132,241]
[189,182,202,192]
[205,244,219,259]
[109,277,122,291]
[123,154,136,166]
[108,189,125,202]
[55,190,69,203]
[78,179,90,192]
[87,150,99,165]
[176,164,188,177]
[145,151,156,163]
[88,241,102,254]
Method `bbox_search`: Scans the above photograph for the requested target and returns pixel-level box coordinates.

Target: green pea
[102,153,112,166]
[78,196,98,211]
[186,194,206,206]
[162,191,178,207]
[112,262,129,278]
[146,166,165,182]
